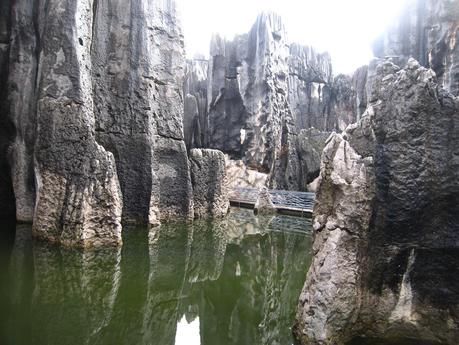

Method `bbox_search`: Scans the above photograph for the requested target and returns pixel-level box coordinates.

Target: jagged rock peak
[209,11,287,56]
[373,0,459,95]
[289,43,333,84]
[251,11,288,42]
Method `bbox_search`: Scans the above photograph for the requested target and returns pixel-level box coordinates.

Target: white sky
[176,0,411,74]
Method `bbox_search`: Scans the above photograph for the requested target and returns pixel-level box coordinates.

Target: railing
[229,187,315,217]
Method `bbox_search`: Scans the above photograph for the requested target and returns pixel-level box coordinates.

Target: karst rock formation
[183,12,365,192]
[0,0,227,247]
[295,0,459,343]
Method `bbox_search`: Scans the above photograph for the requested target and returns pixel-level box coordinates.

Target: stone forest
[0,0,458,344]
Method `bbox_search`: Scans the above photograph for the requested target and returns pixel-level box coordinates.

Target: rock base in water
[0,0,207,246]
[254,187,277,215]
[190,149,229,219]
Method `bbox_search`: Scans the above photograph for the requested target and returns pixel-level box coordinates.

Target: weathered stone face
[184,59,209,149]
[254,187,277,215]
[374,0,459,96]
[295,59,459,345]
[205,13,305,174]
[0,0,15,219]
[0,0,37,222]
[288,44,334,131]
[92,0,193,225]
[295,129,331,187]
[183,13,364,192]
[204,13,300,189]
[29,0,123,247]
[225,157,269,190]
[154,136,194,223]
[189,149,229,219]
[0,0,198,246]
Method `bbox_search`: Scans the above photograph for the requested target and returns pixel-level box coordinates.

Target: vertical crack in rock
[0,0,15,219]
[92,0,193,226]
[389,249,416,323]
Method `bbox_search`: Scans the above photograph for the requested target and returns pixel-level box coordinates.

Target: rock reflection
[1,209,312,345]
[142,223,191,345]
[188,219,228,283]
[32,244,122,345]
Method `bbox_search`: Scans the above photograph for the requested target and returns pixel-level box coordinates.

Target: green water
[0,208,313,345]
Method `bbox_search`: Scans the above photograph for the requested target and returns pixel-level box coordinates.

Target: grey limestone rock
[269,127,330,191]
[0,0,201,245]
[184,94,200,149]
[0,0,15,218]
[374,0,459,96]
[295,128,330,188]
[92,0,193,225]
[183,58,209,149]
[154,136,194,223]
[205,13,335,173]
[190,148,229,219]
[351,65,369,120]
[183,13,364,192]
[1,0,36,221]
[288,44,334,131]
[31,0,123,247]
[225,157,269,189]
[295,59,459,344]
[207,13,305,192]
[254,187,277,215]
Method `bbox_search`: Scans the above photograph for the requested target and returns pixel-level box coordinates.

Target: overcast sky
[175,0,411,74]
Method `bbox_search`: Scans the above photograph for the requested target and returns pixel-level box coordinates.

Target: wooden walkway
[229,187,315,217]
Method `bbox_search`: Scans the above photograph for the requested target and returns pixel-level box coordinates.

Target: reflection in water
[176,316,200,345]
[0,208,312,345]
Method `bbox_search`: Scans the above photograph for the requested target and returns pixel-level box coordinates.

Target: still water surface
[0,208,312,345]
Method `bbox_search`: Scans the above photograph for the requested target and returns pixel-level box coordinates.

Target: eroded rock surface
[31,0,123,247]
[295,129,331,189]
[0,0,35,221]
[190,149,229,219]
[0,0,199,245]
[92,0,193,225]
[183,58,209,149]
[374,0,459,96]
[295,59,459,345]
[254,187,277,215]
[225,158,269,190]
[287,44,334,131]
[183,13,364,192]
